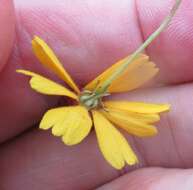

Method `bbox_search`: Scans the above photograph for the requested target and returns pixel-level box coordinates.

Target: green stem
[97,0,182,94]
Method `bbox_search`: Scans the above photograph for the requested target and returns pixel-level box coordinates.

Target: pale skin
[1,0,193,189]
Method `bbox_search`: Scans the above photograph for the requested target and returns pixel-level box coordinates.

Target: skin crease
[1,0,193,189]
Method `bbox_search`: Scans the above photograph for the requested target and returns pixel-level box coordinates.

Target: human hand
[1,0,193,189]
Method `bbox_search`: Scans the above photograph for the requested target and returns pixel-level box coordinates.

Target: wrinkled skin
[1,0,193,189]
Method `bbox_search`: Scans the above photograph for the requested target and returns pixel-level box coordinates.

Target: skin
[1,0,193,189]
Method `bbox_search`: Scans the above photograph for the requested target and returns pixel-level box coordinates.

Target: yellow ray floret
[103,108,160,124]
[40,106,92,145]
[32,36,80,93]
[17,70,78,100]
[100,109,157,137]
[92,110,138,169]
[84,54,159,93]
[104,101,170,114]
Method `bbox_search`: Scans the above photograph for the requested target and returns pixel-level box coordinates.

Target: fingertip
[0,0,15,71]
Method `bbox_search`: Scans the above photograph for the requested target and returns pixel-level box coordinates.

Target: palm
[1,0,193,189]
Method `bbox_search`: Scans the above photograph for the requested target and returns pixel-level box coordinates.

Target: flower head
[16,0,182,170]
[17,36,170,169]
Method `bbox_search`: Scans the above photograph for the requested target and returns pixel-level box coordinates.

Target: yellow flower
[17,36,170,169]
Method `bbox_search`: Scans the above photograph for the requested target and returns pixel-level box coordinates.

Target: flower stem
[96,0,182,94]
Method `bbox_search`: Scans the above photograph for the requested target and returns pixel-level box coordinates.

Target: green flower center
[79,90,109,110]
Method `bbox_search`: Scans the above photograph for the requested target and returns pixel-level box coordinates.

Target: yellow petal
[100,109,157,137]
[17,70,78,100]
[84,54,159,93]
[104,108,160,124]
[104,101,170,114]
[92,110,138,169]
[40,106,92,145]
[32,36,80,93]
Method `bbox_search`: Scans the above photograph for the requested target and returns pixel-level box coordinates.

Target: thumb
[97,167,193,190]
[0,0,15,71]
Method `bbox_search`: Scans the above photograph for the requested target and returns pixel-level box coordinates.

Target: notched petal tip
[84,54,159,93]
[101,109,158,138]
[92,110,138,170]
[40,106,92,145]
[61,136,78,146]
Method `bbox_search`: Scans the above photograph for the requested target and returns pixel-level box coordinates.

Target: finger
[97,167,193,190]
[0,0,15,71]
[1,83,193,189]
[0,130,119,190]
[0,0,21,142]
[0,1,57,142]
